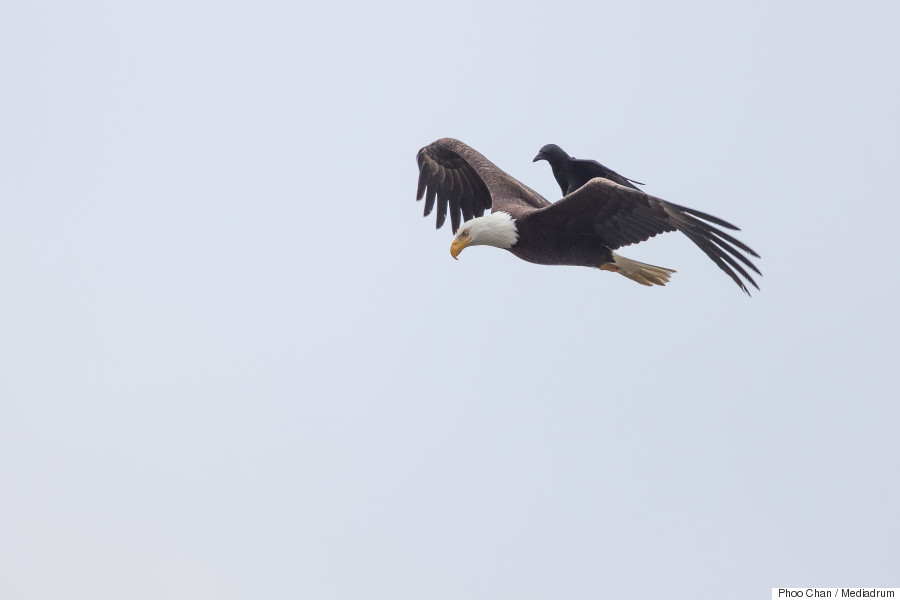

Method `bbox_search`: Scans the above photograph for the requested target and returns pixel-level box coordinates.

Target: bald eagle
[416,138,761,294]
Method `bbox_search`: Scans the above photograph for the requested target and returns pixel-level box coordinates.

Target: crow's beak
[532,153,543,162]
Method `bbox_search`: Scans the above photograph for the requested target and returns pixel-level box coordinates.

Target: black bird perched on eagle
[415,138,761,294]
[533,143,646,194]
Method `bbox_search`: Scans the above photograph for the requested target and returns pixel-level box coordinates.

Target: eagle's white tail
[600,252,676,286]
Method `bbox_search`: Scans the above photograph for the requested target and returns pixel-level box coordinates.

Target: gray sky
[1,0,898,598]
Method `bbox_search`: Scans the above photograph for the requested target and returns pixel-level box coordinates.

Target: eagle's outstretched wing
[534,178,761,294]
[416,138,549,233]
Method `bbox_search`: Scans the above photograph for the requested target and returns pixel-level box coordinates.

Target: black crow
[533,143,645,195]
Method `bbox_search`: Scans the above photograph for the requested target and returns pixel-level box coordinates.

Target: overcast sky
[2,0,899,598]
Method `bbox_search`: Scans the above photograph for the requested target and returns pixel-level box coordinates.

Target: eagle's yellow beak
[450,236,470,260]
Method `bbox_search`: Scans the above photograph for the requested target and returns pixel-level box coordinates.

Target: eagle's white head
[450,211,518,259]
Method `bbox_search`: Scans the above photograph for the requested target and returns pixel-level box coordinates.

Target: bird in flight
[415,138,761,294]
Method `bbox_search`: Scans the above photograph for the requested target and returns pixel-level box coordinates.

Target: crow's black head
[532,144,570,164]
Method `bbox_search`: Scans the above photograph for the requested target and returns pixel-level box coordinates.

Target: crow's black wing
[569,158,644,193]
